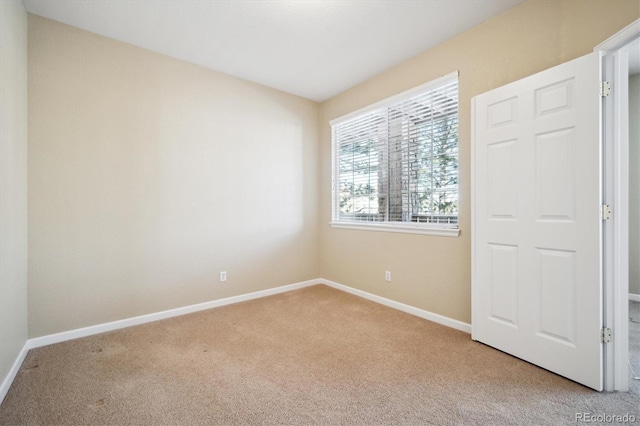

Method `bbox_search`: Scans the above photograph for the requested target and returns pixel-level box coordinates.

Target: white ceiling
[22,0,525,102]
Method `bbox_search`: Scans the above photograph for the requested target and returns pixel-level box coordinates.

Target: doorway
[598,18,640,393]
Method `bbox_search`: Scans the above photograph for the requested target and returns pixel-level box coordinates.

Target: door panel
[535,129,576,220]
[472,52,602,390]
[536,248,576,344]
[489,243,519,326]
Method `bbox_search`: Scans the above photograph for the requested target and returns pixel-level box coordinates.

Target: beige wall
[22,0,640,338]
[28,16,320,337]
[630,73,640,296]
[319,0,640,323]
[0,0,28,389]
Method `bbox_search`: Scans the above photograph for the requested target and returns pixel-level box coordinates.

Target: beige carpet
[1,285,638,425]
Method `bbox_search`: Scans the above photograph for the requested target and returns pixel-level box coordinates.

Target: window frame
[330,71,460,237]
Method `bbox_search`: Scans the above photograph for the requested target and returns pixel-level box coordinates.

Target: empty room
[1,0,639,424]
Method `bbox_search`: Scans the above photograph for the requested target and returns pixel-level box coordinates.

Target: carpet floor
[0,285,638,425]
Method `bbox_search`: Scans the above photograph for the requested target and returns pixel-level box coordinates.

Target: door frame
[595,18,640,393]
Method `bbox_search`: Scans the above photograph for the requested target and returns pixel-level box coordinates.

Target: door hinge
[602,327,612,343]
[601,204,612,220]
[601,80,611,97]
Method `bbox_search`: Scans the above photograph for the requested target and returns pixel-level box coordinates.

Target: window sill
[330,221,460,237]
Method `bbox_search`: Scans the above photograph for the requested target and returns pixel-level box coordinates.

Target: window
[330,72,459,236]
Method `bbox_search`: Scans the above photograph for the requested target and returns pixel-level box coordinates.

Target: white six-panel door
[472,52,603,390]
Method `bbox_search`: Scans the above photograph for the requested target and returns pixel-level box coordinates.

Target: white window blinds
[331,73,459,231]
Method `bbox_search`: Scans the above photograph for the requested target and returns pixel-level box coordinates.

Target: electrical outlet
[385,271,391,282]
[220,271,227,282]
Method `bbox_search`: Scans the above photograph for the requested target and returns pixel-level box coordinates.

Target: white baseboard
[318,278,472,334]
[0,342,30,405]
[26,278,471,350]
[630,293,640,302]
[27,279,321,349]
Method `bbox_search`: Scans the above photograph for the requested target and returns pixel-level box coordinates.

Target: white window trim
[330,71,460,237]
[330,220,460,237]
